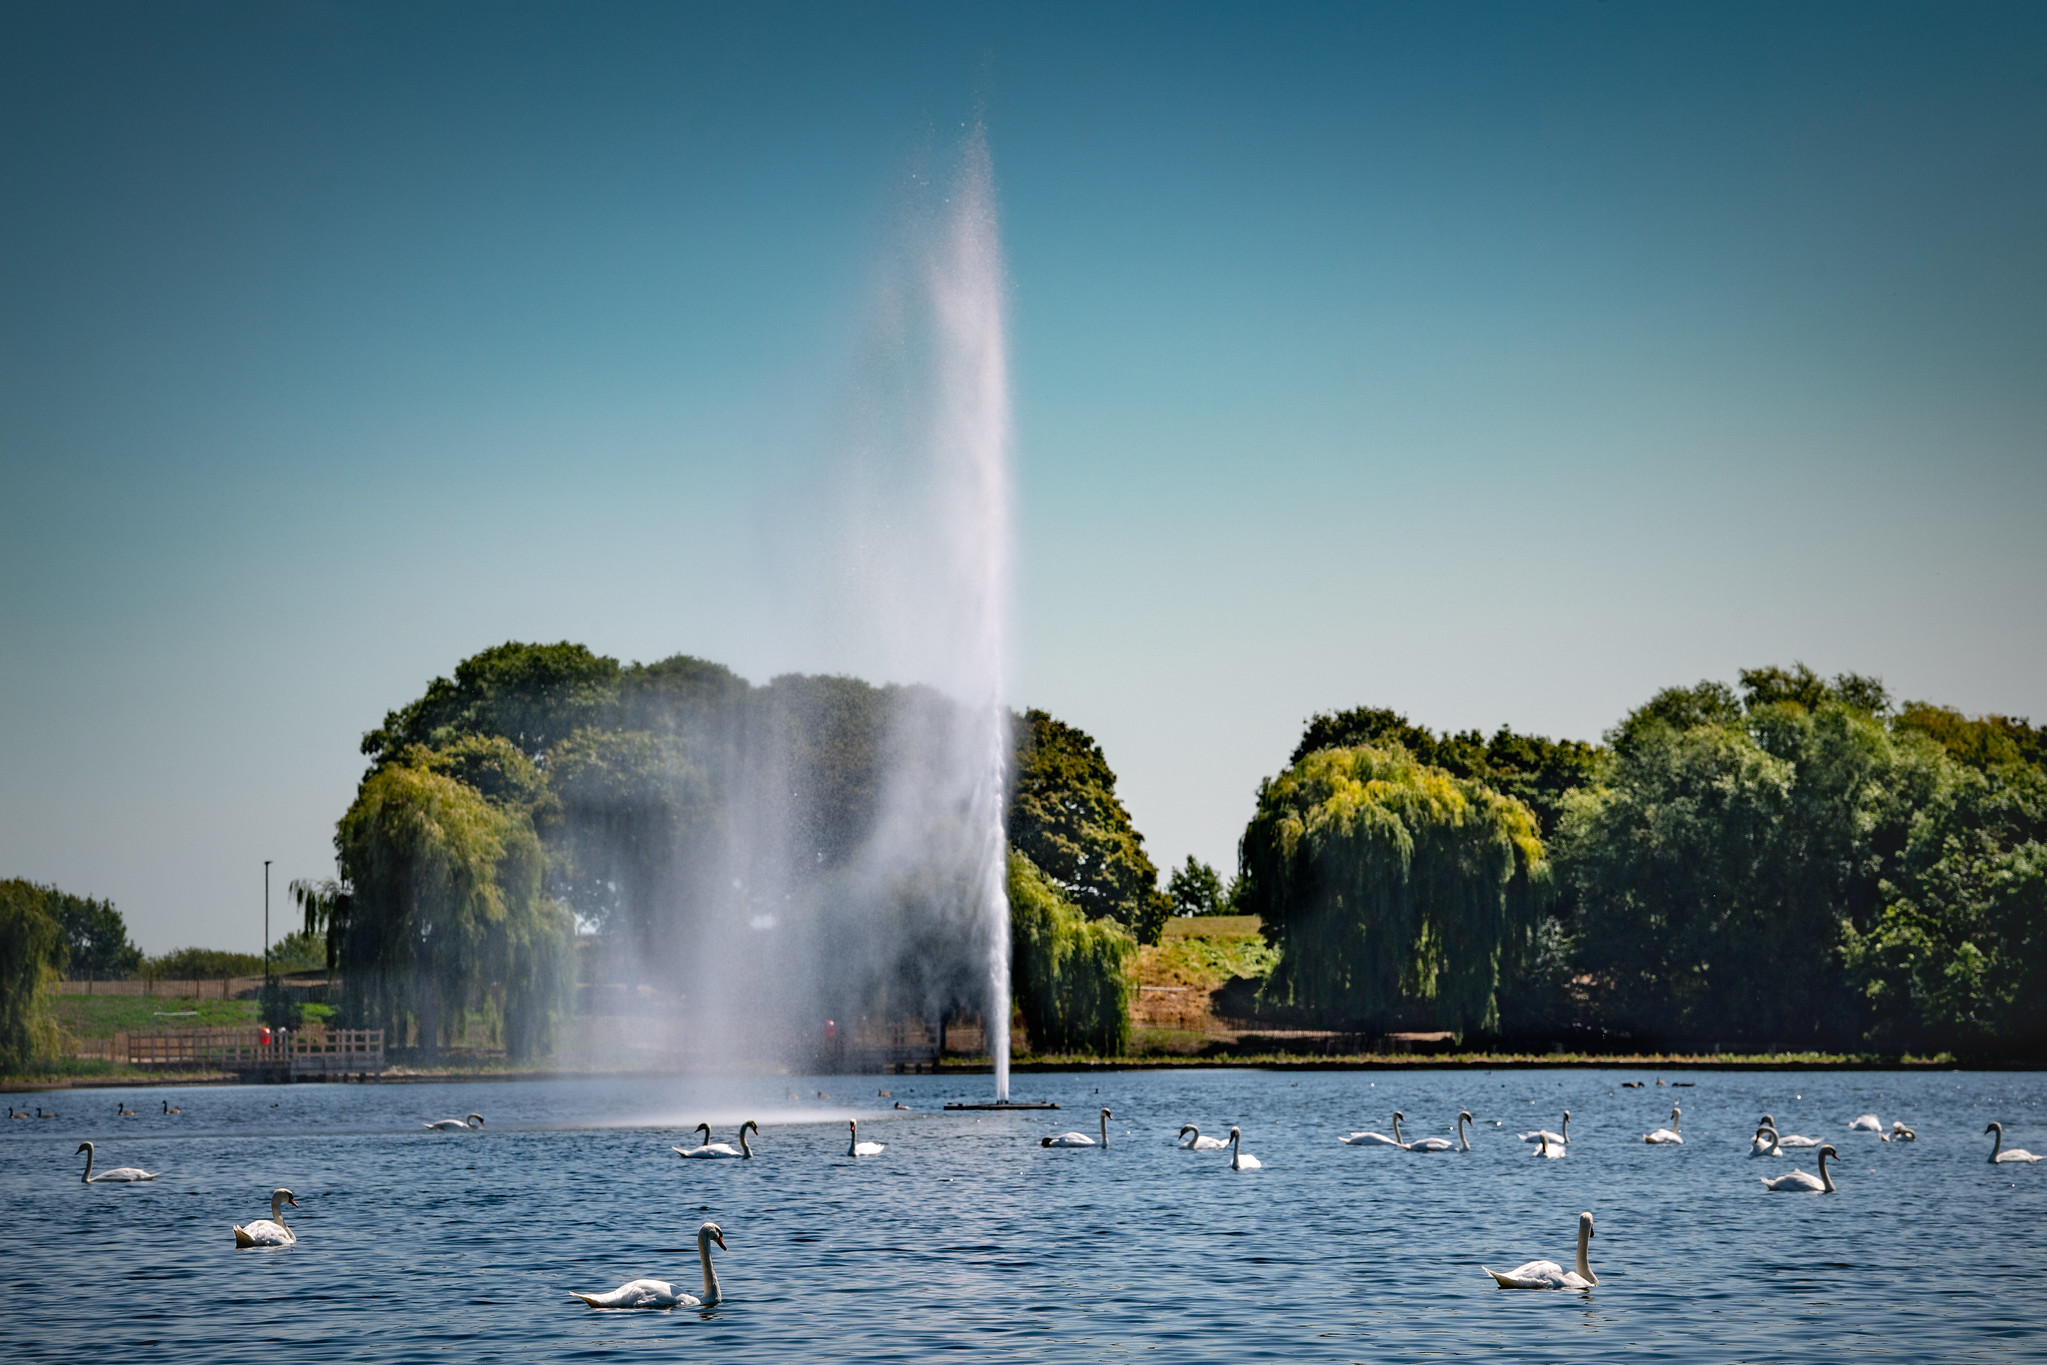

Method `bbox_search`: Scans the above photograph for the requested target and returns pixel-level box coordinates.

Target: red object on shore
[259,1026,272,1046]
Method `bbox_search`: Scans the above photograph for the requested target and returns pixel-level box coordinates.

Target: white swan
[233,1188,299,1247]
[76,1141,156,1183]
[1407,1111,1474,1153]
[1644,1105,1683,1144]
[571,1221,725,1308]
[1043,1108,1111,1148]
[1518,1110,1569,1146]
[1987,1122,2043,1163]
[1757,1114,1823,1147]
[1849,1113,1884,1134]
[1178,1124,1228,1151]
[1227,1124,1261,1170]
[1342,1111,1405,1147]
[1484,1211,1597,1289]
[1890,1120,1916,1141]
[1749,1125,1783,1158]
[674,1121,756,1159]
[424,1113,484,1132]
[1761,1144,1841,1192]
[846,1120,884,1157]
[1532,1129,1566,1159]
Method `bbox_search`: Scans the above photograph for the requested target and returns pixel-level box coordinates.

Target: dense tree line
[1243,665,2047,1053]
[318,642,1151,1059]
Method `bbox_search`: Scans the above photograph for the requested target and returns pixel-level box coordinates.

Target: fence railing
[75,1027,384,1076]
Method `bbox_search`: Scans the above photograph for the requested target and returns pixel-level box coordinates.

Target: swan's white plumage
[76,1142,155,1183]
[846,1120,884,1157]
[1518,1111,1569,1146]
[1485,1212,1597,1290]
[1644,1105,1683,1144]
[1343,1112,1405,1147]
[675,1121,755,1159]
[1761,1144,1841,1192]
[425,1113,483,1132]
[1849,1113,1883,1132]
[572,1222,726,1309]
[1178,1125,1228,1151]
[1987,1122,2043,1163]
[234,1189,298,1247]
[1532,1130,1566,1159]
[1044,1109,1110,1148]
[1228,1125,1261,1170]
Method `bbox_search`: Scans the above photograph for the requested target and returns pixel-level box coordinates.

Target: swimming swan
[1750,1126,1783,1157]
[1849,1113,1883,1133]
[846,1120,884,1157]
[1519,1111,1569,1146]
[1755,1114,1822,1147]
[76,1141,156,1183]
[1178,1124,1228,1151]
[1228,1125,1261,1170]
[1986,1122,2043,1163]
[1890,1120,1916,1141]
[1342,1112,1405,1147]
[1761,1144,1841,1192]
[1485,1211,1597,1289]
[233,1188,299,1247]
[1407,1111,1474,1153]
[571,1221,725,1308]
[1533,1130,1566,1159]
[424,1113,484,1132]
[1644,1105,1683,1144]
[1043,1108,1111,1148]
[675,1121,756,1159]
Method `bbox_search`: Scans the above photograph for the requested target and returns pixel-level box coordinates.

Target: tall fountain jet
[928,128,1014,1101]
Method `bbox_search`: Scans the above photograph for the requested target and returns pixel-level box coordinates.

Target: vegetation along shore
[5,643,2044,1081]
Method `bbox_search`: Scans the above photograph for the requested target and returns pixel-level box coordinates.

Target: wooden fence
[76,1027,384,1077]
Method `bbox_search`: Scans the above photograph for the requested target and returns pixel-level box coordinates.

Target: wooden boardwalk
[80,1027,385,1080]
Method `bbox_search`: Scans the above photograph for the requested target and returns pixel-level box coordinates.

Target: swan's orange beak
[288,1195,301,1207]
[713,1230,728,1250]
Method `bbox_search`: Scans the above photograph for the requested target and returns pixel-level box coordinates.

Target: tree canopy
[1239,743,1547,1033]
[1009,708,1170,942]
[0,880,66,1071]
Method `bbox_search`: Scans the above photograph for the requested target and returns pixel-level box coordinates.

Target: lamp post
[263,859,272,999]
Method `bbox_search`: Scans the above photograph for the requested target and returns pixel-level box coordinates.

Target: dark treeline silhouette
[1241,665,2047,1055]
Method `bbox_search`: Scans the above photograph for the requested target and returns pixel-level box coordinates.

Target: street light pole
[264,859,272,991]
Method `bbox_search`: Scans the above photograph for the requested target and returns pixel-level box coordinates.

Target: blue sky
[3,1,2043,952]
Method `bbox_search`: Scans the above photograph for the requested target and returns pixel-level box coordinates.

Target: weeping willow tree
[335,744,572,1060]
[1237,744,1548,1033]
[0,880,66,1072]
[1009,850,1137,1055]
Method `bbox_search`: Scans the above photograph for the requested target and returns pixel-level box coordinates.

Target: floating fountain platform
[944,1100,1060,1110]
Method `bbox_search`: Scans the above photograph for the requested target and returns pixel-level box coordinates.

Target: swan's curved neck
[1099,1110,1108,1147]
[1990,1126,2003,1160]
[739,1125,752,1158]
[1818,1149,1835,1192]
[272,1193,291,1225]
[1458,1114,1470,1150]
[1577,1222,1597,1285]
[1392,1114,1403,1143]
[1561,1113,1570,1141]
[79,1145,93,1182]
[698,1231,721,1306]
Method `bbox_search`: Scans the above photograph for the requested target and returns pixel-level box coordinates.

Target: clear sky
[3,1,2043,953]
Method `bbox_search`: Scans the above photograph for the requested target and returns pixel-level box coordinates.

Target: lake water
[2,1067,2042,1362]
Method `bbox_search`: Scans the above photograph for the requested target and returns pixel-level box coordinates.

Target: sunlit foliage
[1008,851,1137,1055]
[1009,708,1170,942]
[1239,744,1547,1033]
[0,880,66,1070]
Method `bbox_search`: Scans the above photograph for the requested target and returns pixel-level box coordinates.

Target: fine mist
[582,129,1014,1093]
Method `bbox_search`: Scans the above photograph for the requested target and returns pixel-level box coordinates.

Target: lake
[2,1067,2042,1362]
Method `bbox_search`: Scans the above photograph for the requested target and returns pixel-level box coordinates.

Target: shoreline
[8,1050,2040,1090]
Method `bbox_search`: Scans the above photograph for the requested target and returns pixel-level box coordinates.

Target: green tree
[1291,707,1604,838]
[1009,709,1170,943]
[336,753,571,1059]
[1008,851,1137,1054]
[38,885,141,980]
[361,641,622,764]
[1895,703,2047,773]
[0,880,66,1071]
[1843,761,2047,1050]
[1560,689,1948,1045]
[1167,856,1229,917]
[547,727,707,952]
[1238,743,1548,1033]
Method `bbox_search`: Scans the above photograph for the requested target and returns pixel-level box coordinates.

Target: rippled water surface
[2,1067,2042,1362]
